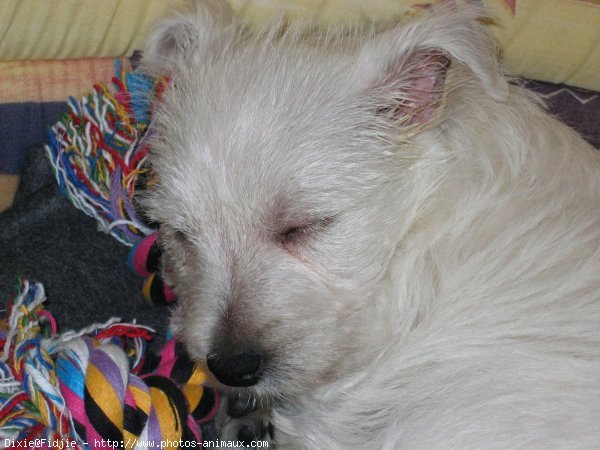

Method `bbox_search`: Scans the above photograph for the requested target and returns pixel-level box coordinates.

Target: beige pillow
[0,0,597,90]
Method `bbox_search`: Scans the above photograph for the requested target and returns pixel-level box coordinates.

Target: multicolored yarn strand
[44,61,175,305]
[0,280,219,448]
[44,61,163,247]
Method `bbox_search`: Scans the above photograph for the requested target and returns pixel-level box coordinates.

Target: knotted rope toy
[45,60,173,305]
[0,280,219,448]
[24,62,222,447]
[128,234,176,305]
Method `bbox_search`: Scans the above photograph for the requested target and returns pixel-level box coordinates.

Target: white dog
[140,1,600,448]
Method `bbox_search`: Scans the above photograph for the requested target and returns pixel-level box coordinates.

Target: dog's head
[140,1,507,401]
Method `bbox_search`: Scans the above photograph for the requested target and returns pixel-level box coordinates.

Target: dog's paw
[232,418,273,447]
[217,394,274,448]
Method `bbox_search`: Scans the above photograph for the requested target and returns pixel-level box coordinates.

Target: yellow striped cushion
[0,0,597,90]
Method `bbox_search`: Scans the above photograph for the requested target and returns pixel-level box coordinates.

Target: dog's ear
[358,7,509,129]
[142,0,235,75]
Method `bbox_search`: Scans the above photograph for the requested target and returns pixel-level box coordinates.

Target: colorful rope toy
[33,62,221,447]
[128,234,177,305]
[0,280,219,448]
[45,61,173,305]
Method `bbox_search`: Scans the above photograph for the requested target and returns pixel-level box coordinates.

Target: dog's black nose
[207,350,264,387]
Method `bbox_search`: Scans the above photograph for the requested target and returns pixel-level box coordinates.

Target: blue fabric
[0,102,68,174]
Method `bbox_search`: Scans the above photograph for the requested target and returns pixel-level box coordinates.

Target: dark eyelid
[281,216,335,240]
[159,225,192,245]
[174,229,189,243]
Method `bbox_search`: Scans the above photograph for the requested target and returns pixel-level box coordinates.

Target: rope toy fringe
[44,61,173,305]
[0,280,219,448]
[45,60,159,247]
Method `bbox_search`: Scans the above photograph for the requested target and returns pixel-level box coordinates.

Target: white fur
[141,2,600,448]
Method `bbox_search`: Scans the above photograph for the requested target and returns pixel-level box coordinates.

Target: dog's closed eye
[279,217,334,248]
[173,229,191,246]
[159,225,194,262]
[280,225,309,247]
[159,225,190,246]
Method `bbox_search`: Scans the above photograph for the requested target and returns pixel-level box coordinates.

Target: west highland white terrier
[140,1,600,448]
